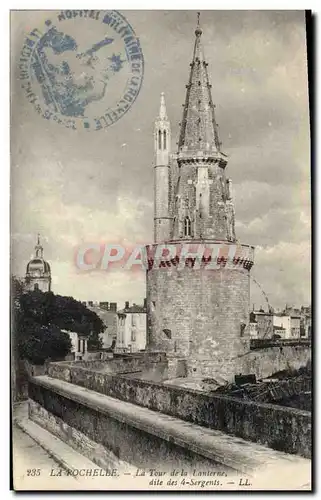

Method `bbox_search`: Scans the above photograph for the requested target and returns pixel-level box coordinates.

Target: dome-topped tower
[25,234,51,292]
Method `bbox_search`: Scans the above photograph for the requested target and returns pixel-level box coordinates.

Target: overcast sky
[11,10,311,311]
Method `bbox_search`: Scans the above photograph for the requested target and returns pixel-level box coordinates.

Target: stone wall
[13,360,48,401]
[47,363,311,458]
[47,353,167,379]
[240,345,311,380]
[47,340,311,386]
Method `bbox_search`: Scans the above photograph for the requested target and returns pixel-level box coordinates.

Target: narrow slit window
[163,130,167,150]
[184,216,191,237]
[158,130,162,149]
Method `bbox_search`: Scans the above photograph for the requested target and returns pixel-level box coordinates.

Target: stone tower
[154,92,172,243]
[25,234,51,292]
[146,15,255,383]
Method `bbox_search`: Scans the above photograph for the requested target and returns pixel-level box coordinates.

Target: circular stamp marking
[19,10,144,131]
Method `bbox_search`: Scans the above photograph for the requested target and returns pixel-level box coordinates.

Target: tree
[18,323,72,365]
[11,276,105,365]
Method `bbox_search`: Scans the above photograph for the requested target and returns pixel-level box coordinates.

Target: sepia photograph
[10,8,312,491]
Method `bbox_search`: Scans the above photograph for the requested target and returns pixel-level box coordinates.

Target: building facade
[248,321,258,339]
[273,314,301,339]
[273,325,286,338]
[116,301,147,353]
[146,17,255,381]
[84,301,117,348]
[62,330,88,361]
[300,306,311,338]
[25,234,51,292]
[252,310,273,339]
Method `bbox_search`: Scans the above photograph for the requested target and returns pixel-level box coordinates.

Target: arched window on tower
[163,130,167,150]
[158,130,162,149]
[184,216,191,237]
[34,283,39,291]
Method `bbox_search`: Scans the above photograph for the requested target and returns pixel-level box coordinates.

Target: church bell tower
[25,234,52,292]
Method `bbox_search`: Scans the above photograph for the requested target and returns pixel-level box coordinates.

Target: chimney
[125,301,129,309]
[109,302,117,312]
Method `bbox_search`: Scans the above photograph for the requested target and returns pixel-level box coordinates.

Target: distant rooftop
[118,304,147,314]
[253,310,272,316]
[83,301,117,312]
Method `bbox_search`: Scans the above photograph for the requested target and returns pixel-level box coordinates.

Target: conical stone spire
[178,13,222,156]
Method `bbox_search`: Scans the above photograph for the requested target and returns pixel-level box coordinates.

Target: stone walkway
[12,425,77,490]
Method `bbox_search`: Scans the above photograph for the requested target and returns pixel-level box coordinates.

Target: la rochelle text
[50,467,118,477]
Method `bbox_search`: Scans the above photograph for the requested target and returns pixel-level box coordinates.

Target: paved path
[12,425,76,490]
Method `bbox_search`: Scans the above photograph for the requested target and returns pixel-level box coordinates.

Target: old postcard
[10,9,312,491]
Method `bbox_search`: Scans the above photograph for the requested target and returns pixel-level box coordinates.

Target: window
[184,216,191,237]
[34,283,39,290]
[131,330,136,342]
[158,130,162,149]
[163,130,167,150]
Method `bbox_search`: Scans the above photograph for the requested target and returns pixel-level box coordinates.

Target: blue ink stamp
[19,10,144,130]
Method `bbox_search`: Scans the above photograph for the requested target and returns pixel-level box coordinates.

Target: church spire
[178,12,222,155]
[35,233,43,258]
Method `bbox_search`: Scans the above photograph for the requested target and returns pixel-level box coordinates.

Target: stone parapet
[29,375,311,473]
[39,362,311,458]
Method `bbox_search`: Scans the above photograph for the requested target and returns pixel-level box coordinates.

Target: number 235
[27,469,41,476]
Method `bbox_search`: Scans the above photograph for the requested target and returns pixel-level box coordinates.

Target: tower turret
[154,92,172,242]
